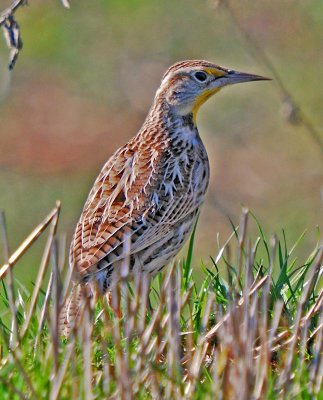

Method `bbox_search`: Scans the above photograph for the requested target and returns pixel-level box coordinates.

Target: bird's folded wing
[70,140,167,275]
[70,138,198,279]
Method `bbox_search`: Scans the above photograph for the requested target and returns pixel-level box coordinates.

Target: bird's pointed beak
[223,69,271,85]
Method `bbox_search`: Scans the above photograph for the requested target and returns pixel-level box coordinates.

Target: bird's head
[158,60,270,120]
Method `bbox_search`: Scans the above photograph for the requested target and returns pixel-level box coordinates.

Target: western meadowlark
[60,60,269,335]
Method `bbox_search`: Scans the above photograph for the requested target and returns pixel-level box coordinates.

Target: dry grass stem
[0,207,321,398]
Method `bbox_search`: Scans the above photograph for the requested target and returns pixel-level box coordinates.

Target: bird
[59,60,269,335]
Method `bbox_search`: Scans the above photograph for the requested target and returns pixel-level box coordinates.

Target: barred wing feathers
[71,139,161,272]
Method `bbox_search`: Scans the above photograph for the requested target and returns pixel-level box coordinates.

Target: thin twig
[222,0,323,155]
[50,340,76,400]
[20,202,61,339]
[0,211,18,347]
[0,204,60,280]
[0,0,26,26]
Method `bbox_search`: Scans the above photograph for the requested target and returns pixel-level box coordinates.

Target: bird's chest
[153,127,210,205]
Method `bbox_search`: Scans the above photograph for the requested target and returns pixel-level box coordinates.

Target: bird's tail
[59,284,88,338]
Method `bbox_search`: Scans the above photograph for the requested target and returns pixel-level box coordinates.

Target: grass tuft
[0,206,322,399]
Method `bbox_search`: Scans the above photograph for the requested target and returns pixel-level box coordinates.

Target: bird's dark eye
[194,71,208,82]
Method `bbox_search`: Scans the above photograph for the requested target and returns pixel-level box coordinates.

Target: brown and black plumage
[60,60,269,335]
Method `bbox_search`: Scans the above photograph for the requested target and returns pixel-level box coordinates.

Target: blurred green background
[0,0,322,285]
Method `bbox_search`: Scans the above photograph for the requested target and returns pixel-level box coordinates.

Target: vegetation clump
[0,207,321,399]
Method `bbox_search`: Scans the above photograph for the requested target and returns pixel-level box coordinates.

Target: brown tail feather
[59,284,85,337]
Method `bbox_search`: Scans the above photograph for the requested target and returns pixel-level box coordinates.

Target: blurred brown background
[0,0,322,283]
